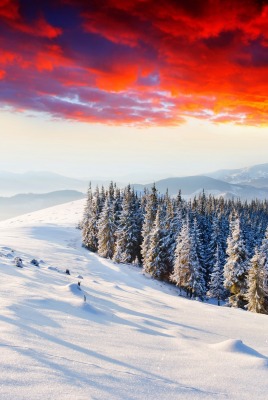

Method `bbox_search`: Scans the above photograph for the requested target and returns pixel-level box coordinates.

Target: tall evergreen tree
[170,218,192,294]
[141,184,158,269]
[246,249,268,314]
[145,206,168,278]
[82,186,101,252]
[97,196,115,259]
[224,214,248,308]
[190,220,206,300]
[113,186,141,264]
[207,245,226,305]
[206,215,226,287]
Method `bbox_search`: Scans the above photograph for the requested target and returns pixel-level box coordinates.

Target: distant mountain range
[1,163,268,220]
[0,171,88,196]
[205,163,268,188]
[133,175,268,201]
[0,190,85,221]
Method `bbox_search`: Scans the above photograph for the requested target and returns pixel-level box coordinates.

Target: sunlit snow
[0,200,267,399]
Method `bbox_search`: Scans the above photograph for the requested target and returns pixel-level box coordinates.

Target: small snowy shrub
[14,257,23,268]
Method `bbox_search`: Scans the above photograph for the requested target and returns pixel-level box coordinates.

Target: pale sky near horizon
[1,110,268,181]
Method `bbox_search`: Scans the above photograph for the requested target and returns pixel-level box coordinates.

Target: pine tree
[113,186,141,264]
[207,245,225,305]
[206,215,226,287]
[260,226,268,261]
[82,186,101,252]
[80,183,92,230]
[161,193,180,276]
[246,249,268,314]
[170,217,206,299]
[190,219,206,300]
[97,196,115,259]
[170,219,192,294]
[141,184,158,269]
[146,206,168,279]
[224,214,248,308]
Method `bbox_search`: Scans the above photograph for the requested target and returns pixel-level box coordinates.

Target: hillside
[0,190,85,221]
[0,200,267,399]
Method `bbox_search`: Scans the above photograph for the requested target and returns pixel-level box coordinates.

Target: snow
[0,199,267,400]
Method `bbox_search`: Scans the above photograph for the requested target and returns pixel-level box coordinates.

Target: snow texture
[0,199,267,399]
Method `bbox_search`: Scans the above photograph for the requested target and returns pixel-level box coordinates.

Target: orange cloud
[0,0,267,126]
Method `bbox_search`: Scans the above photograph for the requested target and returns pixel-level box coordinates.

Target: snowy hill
[0,200,267,400]
[0,190,85,221]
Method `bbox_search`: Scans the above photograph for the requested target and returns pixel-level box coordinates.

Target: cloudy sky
[0,0,268,180]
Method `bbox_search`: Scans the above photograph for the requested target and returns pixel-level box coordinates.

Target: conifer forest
[81,183,268,314]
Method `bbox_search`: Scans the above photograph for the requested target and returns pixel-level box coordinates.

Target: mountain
[0,200,267,399]
[133,176,268,200]
[205,163,268,188]
[0,171,89,196]
[0,190,85,221]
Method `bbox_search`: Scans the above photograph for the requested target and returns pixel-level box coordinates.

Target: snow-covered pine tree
[224,214,249,308]
[113,186,141,264]
[141,184,158,270]
[191,218,205,273]
[145,205,168,279]
[206,215,226,287]
[97,195,116,259]
[82,186,101,252]
[170,216,206,299]
[246,248,268,314]
[189,219,206,300]
[80,183,92,230]
[170,218,191,294]
[260,225,268,261]
[207,245,226,305]
[160,192,178,276]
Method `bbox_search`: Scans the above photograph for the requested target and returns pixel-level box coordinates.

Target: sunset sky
[0,0,268,180]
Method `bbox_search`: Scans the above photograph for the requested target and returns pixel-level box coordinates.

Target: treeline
[81,183,268,314]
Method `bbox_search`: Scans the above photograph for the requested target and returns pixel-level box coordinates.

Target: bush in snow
[14,257,23,268]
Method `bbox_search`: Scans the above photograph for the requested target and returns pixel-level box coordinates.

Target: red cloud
[14,16,62,39]
[0,0,267,126]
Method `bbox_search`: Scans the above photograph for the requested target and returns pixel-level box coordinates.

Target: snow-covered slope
[0,200,267,400]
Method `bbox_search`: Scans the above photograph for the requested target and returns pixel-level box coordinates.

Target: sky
[0,0,268,180]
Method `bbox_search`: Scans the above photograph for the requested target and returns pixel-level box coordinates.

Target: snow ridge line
[0,342,227,397]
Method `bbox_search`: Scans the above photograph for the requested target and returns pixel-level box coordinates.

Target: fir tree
[113,186,141,264]
[141,184,158,269]
[190,220,206,300]
[224,215,248,308]
[207,245,225,305]
[97,196,115,259]
[206,215,226,287]
[170,219,192,294]
[146,206,168,279]
[246,249,268,314]
[82,186,101,252]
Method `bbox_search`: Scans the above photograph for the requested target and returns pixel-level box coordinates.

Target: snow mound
[211,339,266,360]
[60,283,102,315]
[65,282,83,296]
